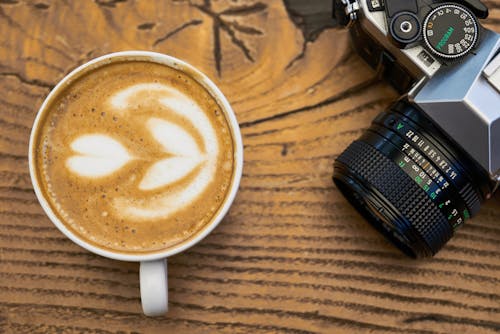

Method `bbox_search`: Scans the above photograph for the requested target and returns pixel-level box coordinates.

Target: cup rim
[28,51,243,262]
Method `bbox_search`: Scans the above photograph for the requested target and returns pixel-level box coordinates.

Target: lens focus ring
[335,140,453,257]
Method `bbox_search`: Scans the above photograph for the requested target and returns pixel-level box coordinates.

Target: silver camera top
[340,0,500,182]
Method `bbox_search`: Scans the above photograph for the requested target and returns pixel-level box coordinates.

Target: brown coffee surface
[33,60,235,254]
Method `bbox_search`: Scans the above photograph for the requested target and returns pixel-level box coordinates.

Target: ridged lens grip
[334,140,453,257]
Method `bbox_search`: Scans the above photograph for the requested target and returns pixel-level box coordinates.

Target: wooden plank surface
[0,0,499,333]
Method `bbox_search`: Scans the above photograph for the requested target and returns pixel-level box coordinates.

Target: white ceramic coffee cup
[28,51,243,316]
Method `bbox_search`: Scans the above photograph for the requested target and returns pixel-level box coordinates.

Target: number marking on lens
[400,124,460,181]
[375,114,471,229]
[395,151,465,229]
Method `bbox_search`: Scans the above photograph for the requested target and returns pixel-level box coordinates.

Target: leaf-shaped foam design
[147,118,201,157]
[66,134,131,178]
[110,83,168,110]
[139,156,202,191]
[108,83,220,220]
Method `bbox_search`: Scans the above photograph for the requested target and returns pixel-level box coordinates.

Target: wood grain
[0,0,499,333]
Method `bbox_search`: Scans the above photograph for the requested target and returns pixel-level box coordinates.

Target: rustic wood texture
[0,0,499,333]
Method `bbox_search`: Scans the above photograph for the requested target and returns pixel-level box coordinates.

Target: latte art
[67,134,132,178]
[66,83,220,221]
[138,118,204,190]
[33,61,235,254]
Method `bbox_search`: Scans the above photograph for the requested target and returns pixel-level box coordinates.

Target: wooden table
[1,1,499,333]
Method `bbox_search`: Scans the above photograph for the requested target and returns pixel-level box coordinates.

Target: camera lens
[333,99,492,257]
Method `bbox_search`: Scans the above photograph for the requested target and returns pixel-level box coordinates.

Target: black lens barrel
[333,99,492,257]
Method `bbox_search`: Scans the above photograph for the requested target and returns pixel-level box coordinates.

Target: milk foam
[66,134,132,177]
[64,82,220,220]
[147,117,202,157]
[139,118,204,190]
[112,83,219,219]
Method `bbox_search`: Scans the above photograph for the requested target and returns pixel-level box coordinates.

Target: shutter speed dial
[423,4,479,59]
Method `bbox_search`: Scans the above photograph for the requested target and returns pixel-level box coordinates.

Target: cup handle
[140,259,168,316]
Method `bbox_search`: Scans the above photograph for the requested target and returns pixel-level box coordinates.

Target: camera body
[337,0,500,180]
[332,0,499,257]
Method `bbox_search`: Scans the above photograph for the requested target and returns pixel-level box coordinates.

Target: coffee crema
[33,60,235,254]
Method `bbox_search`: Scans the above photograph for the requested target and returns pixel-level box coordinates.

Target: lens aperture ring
[373,111,479,222]
[389,103,483,215]
[364,127,469,230]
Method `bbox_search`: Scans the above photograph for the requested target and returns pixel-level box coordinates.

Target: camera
[332,0,500,257]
